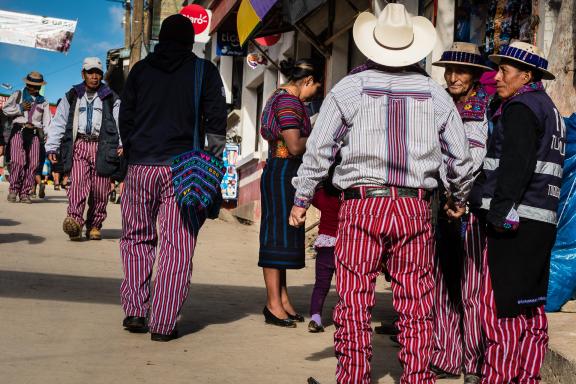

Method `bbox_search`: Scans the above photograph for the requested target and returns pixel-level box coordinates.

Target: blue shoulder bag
[171,58,225,218]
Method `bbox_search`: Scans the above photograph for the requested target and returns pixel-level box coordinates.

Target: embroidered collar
[72,82,112,100]
[455,84,490,121]
[492,82,544,119]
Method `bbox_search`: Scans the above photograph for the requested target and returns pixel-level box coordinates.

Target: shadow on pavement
[101,228,122,239]
[0,233,45,244]
[0,218,20,226]
[0,269,398,382]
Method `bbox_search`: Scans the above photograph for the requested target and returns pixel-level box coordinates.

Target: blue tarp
[547,113,576,311]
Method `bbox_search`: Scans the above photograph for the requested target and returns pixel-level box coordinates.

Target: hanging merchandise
[547,114,576,312]
[221,144,239,200]
[484,0,533,54]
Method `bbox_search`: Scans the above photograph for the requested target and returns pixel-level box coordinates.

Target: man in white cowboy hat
[289,4,475,383]
[428,42,493,384]
[468,41,565,383]
[46,57,123,241]
[2,71,51,204]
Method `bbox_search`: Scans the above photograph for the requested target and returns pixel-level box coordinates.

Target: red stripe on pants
[480,243,548,383]
[119,165,205,335]
[66,140,110,229]
[9,131,40,198]
[334,195,435,384]
[432,213,485,375]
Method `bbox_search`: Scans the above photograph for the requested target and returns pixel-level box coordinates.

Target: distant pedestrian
[46,57,123,240]
[291,4,474,383]
[470,41,566,384]
[118,14,227,341]
[429,42,493,384]
[259,58,322,328]
[2,71,51,204]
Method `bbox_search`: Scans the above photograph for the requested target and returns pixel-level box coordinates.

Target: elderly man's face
[82,69,103,91]
[444,65,477,99]
[25,84,41,96]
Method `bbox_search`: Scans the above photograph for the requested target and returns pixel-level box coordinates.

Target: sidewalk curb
[542,348,576,384]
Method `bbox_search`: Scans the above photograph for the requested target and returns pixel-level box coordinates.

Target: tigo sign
[179,4,212,44]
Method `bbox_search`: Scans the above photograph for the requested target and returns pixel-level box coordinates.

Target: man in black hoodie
[118,14,226,341]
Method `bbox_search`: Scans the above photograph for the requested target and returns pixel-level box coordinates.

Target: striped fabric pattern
[432,213,485,375]
[480,245,548,383]
[8,131,40,198]
[293,70,474,207]
[120,165,205,335]
[260,89,311,141]
[66,140,110,229]
[333,192,435,384]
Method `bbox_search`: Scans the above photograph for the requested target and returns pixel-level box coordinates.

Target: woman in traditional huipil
[258,59,322,327]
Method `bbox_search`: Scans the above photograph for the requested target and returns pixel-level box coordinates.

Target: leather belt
[77,133,99,142]
[343,186,432,201]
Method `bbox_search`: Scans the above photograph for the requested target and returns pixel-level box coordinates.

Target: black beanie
[159,14,195,45]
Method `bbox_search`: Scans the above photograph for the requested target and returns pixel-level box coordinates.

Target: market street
[0,182,462,384]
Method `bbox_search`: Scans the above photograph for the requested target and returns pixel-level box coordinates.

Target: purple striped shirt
[292,69,475,207]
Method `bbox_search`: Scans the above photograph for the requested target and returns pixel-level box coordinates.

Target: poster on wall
[0,10,77,53]
[221,144,239,200]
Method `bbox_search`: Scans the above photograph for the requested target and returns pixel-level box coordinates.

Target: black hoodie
[119,41,227,165]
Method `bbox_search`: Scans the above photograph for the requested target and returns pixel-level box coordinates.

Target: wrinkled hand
[21,102,31,111]
[444,199,466,220]
[289,205,307,227]
[117,147,123,157]
[48,153,58,164]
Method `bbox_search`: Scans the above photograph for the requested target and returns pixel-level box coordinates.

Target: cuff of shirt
[294,196,310,209]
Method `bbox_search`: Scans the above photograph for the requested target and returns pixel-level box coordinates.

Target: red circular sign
[255,34,281,47]
[179,4,209,35]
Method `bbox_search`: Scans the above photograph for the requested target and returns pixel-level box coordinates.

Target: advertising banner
[0,10,76,53]
[221,144,239,200]
[179,4,212,44]
[216,31,246,56]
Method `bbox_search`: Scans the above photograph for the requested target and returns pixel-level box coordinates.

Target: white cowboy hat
[433,42,493,71]
[352,4,437,67]
[489,41,555,80]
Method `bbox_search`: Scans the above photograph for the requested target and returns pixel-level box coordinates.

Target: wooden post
[124,0,131,50]
[129,0,144,70]
[143,0,152,51]
[546,0,576,116]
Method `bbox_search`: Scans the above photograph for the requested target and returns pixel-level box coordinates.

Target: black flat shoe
[308,320,324,333]
[150,329,178,342]
[307,377,321,384]
[263,306,296,328]
[122,316,148,333]
[287,312,305,322]
[430,365,461,379]
[374,320,399,335]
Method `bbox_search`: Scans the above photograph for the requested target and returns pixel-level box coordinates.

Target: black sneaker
[150,329,178,342]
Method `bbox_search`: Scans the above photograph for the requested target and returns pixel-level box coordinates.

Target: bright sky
[0,0,125,103]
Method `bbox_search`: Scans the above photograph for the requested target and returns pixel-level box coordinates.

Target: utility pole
[129,0,144,70]
[143,0,152,51]
[124,0,132,50]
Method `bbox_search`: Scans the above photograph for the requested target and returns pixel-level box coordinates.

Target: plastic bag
[547,113,576,311]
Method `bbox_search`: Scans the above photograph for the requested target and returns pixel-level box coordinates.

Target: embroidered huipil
[292,69,475,207]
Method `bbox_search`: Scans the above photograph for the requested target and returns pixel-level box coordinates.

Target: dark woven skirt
[258,157,305,269]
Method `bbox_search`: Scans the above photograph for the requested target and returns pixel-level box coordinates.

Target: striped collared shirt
[292,69,475,207]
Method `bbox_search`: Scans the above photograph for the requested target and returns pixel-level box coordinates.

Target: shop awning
[282,0,328,25]
[237,0,279,46]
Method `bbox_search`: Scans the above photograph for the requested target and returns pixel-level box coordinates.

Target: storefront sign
[246,43,267,69]
[0,10,77,53]
[180,4,212,44]
[216,31,246,56]
[221,144,240,200]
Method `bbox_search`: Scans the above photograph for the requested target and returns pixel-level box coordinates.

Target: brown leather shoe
[88,228,102,241]
[63,217,82,240]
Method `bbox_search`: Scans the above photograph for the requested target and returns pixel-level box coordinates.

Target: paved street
[0,182,473,383]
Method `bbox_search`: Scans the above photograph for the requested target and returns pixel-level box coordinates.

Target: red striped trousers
[432,212,485,375]
[8,131,40,198]
[334,190,435,384]
[120,165,205,335]
[66,140,110,229]
[480,244,548,383]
